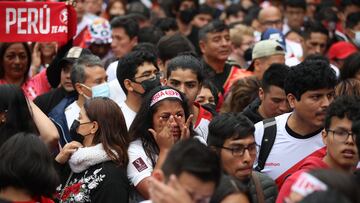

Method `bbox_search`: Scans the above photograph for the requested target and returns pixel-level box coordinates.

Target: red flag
[0,1,77,42]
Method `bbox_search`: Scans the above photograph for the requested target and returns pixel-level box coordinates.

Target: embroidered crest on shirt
[133,157,148,172]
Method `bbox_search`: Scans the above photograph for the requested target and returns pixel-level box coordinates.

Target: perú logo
[59,8,68,24]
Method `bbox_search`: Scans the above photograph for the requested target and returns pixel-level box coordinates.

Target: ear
[75,83,84,95]
[322,129,328,146]
[124,79,134,92]
[152,169,165,182]
[199,40,206,55]
[258,87,264,101]
[287,93,297,109]
[131,36,138,45]
[91,121,99,134]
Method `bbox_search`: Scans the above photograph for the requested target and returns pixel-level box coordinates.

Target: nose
[314,45,322,54]
[321,96,331,108]
[178,84,186,94]
[14,55,21,64]
[242,149,252,163]
[279,101,290,113]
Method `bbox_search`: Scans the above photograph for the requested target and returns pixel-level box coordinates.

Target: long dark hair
[0,84,38,147]
[129,86,195,166]
[84,97,129,166]
[0,42,32,80]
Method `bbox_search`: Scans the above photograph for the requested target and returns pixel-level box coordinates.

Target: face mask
[82,83,110,99]
[141,76,161,95]
[179,8,197,24]
[354,31,360,47]
[69,120,84,143]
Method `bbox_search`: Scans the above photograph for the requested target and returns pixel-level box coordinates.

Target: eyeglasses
[216,143,258,157]
[132,71,162,81]
[326,129,356,143]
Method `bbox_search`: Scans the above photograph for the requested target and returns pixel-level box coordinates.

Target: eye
[160,115,170,120]
[170,81,180,87]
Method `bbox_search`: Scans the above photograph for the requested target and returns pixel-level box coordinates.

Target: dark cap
[58,47,92,69]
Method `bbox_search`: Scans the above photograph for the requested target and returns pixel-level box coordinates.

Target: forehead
[153,99,184,113]
[302,88,334,96]
[136,62,157,74]
[169,68,198,81]
[308,32,328,41]
[84,66,106,78]
[111,27,129,37]
[206,29,230,39]
[329,116,352,129]
[224,134,255,145]
[5,43,26,53]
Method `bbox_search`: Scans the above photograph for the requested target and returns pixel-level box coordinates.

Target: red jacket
[275,156,329,203]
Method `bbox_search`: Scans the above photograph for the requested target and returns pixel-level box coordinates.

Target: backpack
[255,117,277,172]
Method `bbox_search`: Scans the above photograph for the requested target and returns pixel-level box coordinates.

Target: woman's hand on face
[149,115,176,151]
[55,141,83,164]
[174,114,193,140]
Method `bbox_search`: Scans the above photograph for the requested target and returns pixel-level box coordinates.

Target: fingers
[185,114,194,128]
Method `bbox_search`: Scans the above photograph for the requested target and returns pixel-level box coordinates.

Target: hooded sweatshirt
[275,156,329,203]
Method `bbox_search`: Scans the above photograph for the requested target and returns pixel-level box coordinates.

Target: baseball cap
[261,28,286,50]
[247,40,285,71]
[328,41,358,60]
[127,2,150,21]
[58,47,92,69]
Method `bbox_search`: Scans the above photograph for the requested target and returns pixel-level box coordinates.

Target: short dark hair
[198,4,216,17]
[154,17,179,33]
[116,51,158,95]
[70,55,103,85]
[340,52,360,81]
[170,0,199,14]
[261,63,289,92]
[166,54,204,83]
[284,0,306,10]
[199,20,229,41]
[210,175,251,203]
[324,95,360,130]
[0,132,59,198]
[132,42,158,57]
[207,113,255,147]
[162,138,221,186]
[284,60,337,100]
[138,26,164,45]
[157,33,196,62]
[303,21,328,40]
[346,11,360,28]
[225,4,246,18]
[110,16,139,39]
[341,0,360,12]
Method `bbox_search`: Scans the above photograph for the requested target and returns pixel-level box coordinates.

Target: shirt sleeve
[127,140,154,186]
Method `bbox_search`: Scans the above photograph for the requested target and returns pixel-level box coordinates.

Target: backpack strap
[252,172,265,203]
[255,117,277,172]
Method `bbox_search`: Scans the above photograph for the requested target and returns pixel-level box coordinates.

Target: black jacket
[55,161,129,203]
[242,98,263,124]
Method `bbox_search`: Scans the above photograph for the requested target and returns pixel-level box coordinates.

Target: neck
[287,112,322,136]
[322,155,353,173]
[3,75,24,86]
[229,53,246,68]
[177,19,192,36]
[203,55,225,73]
[82,135,94,147]
[257,104,268,119]
[41,55,53,66]
[0,186,33,202]
[76,95,86,108]
[126,93,142,113]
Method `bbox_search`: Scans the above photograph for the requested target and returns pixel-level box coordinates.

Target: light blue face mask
[91,82,110,98]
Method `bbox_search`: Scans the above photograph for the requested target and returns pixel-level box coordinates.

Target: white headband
[150,89,182,107]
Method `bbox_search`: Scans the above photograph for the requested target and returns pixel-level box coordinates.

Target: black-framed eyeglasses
[216,143,258,157]
[326,129,356,143]
[132,71,162,81]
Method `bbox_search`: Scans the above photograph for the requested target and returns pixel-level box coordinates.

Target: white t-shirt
[106,61,118,82]
[119,101,137,130]
[254,113,325,185]
[127,139,158,187]
[193,103,212,143]
[64,101,81,129]
[109,79,126,106]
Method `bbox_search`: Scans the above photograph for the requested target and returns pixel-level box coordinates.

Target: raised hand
[55,141,83,164]
[174,114,193,140]
[148,115,176,151]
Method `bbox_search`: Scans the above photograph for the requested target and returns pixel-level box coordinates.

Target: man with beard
[254,59,337,188]
[116,50,161,130]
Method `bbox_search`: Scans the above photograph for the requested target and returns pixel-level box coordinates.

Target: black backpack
[255,117,277,172]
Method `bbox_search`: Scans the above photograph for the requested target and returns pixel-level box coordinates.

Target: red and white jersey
[254,113,326,188]
[193,103,213,142]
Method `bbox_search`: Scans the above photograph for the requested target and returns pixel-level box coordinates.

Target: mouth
[341,149,356,158]
[236,167,253,175]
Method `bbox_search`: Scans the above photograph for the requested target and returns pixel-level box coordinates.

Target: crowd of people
[1,0,360,202]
